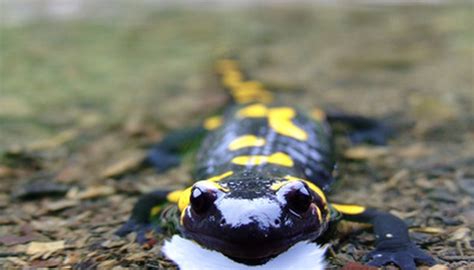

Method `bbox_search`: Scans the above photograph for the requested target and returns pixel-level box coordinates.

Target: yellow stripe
[276,175,327,204]
[270,176,328,221]
[207,171,234,182]
[177,187,193,212]
[166,190,182,203]
[231,152,294,167]
[215,59,239,74]
[269,181,287,191]
[175,171,233,212]
[231,81,265,93]
[228,135,266,151]
[180,207,187,225]
[233,90,273,104]
[203,116,223,130]
[236,105,308,141]
[237,103,268,118]
[331,203,366,215]
[268,108,308,141]
[222,71,243,88]
[217,59,273,104]
[269,152,294,167]
[314,204,322,222]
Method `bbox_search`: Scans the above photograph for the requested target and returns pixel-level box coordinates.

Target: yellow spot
[207,170,234,182]
[222,71,243,88]
[283,175,327,204]
[225,78,273,103]
[268,108,308,141]
[216,59,273,104]
[207,181,230,193]
[150,205,161,218]
[270,181,288,191]
[228,135,266,151]
[177,187,193,212]
[237,104,268,118]
[180,208,187,225]
[203,116,223,130]
[166,190,182,203]
[215,59,239,74]
[311,108,327,122]
[232,81,265,93]
[231,152,294,167]
[233,89,273,104]
[269,152,294,167]
[314,204,322,222]
[236,105,308,141]
[332,203,366,215]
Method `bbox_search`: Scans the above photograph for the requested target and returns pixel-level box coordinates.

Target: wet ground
[0,2,473,269]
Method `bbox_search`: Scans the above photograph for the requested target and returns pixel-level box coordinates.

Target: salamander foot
[365,243,436,270]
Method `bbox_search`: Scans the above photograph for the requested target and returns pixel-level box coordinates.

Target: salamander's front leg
[116,190,175,243]
[147,126,207,172]
[332,204,436,270]
[324,111,394,145]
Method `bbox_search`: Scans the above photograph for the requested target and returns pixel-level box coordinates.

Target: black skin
[340,208,435,269]
[116,113,435,270]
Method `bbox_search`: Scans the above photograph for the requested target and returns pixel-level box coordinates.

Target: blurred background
[0,0,473,269]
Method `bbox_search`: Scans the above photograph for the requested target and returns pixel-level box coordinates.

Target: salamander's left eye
[190,186,216,214]
[286,182,312,217]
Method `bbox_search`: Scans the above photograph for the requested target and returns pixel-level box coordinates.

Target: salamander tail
[215,58,274,104]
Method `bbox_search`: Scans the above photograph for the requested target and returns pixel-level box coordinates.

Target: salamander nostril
[287,184,312,217]
[190,187,216,214]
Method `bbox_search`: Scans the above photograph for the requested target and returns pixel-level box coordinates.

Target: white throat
[162,235,327,270]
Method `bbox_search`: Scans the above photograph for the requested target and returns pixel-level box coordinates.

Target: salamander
[117,59,435,269]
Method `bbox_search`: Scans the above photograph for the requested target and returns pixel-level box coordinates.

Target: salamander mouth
[183,230,320,264]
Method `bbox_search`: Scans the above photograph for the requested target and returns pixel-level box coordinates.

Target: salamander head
[177,174,330,263]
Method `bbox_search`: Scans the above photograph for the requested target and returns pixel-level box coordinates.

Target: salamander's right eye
[286,182,312,217]
[190,186,216,214]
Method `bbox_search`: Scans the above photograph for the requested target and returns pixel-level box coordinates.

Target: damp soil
[0,3,473,269]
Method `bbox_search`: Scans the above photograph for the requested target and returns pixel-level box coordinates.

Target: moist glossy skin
[180,102,334,261]
[196,103,335,189]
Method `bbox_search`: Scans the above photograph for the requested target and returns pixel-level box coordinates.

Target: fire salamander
[117,59,435,269]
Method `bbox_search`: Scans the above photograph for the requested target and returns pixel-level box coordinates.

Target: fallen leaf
[14,181,70,200]
[26,129,78,152]
[449,227,471,241]
[344,146,389,160]
[63,252,81,265]
[100,151,146,179]
[395,143,433,158]
[0,166,16,178]
[31,218,68,232]
[123,111,147,136]
[6,257,28,266]
[0,234,35,246]
[98,259,118,268]
[341,262,378,270]
[29,258,62,268]
[428,265,450,270]
[101,239,127,249]
[68,186,115,200]
[26,241,65,255]
[410,227,445,234]
[44,199,79,212]
[125,252,149,261]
